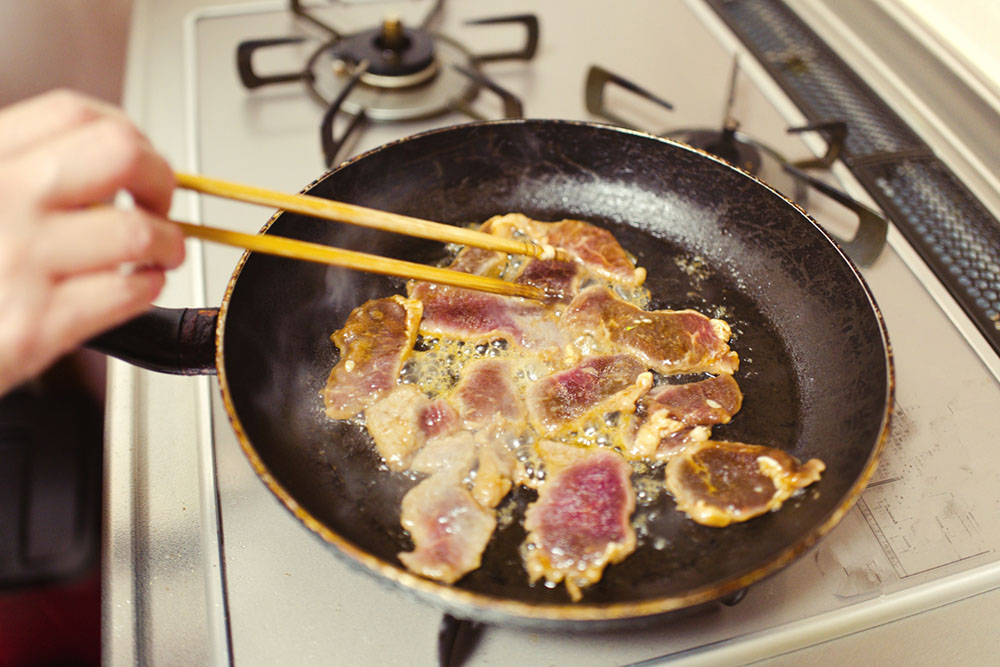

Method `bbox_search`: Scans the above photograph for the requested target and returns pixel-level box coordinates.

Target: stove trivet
[584,64,887,267]
[236,0,538,165]
[585,64,807,201]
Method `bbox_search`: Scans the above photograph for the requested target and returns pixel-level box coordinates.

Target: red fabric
[0,567,100,666]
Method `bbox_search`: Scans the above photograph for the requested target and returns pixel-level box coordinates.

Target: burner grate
[709,0,1000,354]
[583,65,888,267]
[236,1,537,166]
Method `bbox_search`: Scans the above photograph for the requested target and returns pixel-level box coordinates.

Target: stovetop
[105,1,1000,664]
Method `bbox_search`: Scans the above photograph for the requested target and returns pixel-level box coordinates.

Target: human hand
[0,90,186,395]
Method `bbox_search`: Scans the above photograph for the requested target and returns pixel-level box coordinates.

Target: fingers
[36,207,186,277]
[0,89,175,216]
[17,114,175,216]
[0,90,183,393]
[0,89,126,159]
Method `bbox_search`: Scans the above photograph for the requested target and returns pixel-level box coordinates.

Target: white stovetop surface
[105,1,1000,665]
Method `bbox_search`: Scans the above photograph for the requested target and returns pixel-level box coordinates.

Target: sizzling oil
[399,247,657,495]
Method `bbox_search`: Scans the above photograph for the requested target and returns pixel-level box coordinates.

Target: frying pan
[93,119,893,628]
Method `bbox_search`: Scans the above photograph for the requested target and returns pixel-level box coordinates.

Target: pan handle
[87,307,218,376]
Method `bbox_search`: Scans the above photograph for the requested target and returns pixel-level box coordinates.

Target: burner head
[672,124,762,175]
[328,16,438,88]
[309,31,478,122]
[668,125,808,205]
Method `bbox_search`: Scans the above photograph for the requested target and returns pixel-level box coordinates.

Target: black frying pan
[94,120,892,628]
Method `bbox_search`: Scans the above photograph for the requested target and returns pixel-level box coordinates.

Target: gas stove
[105,1,1000,665]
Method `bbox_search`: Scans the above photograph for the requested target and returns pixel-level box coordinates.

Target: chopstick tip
[516,284,546,301]
[527,242,572,263]
[551,247,573,262]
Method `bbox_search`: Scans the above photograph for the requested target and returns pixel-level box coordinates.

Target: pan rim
[214,118,894,624]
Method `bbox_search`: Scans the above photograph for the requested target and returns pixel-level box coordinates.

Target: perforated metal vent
[708,0,1000,353]
[864,159,1000,322]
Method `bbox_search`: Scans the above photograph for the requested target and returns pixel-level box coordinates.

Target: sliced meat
[479,214,642,287]
[478,212,546,240]
[364,384,460,470]
[561,286,739,376]
[448,244,506,277]
[521,441,636,601]
[323,295,422,419]
[409,431,478,477]
[450,358,526,430]
[407,282,566,360]
[544,219,645,286]
[645,374,743,422]
[471,426,518,509]
[627,375,744,461]
[635,424,712,460]
[527,354,652,437]
[513,257,585,304]
[398,471,496,584]
[665,440,825,527]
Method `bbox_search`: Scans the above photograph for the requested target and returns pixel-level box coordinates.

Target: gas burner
[328,16,440,89]
[669,122,764,175]
[307,26,478,121]
[665,122,805,203]
[585,64,804,200]
[584,64,887,267]
[236,1,539,165]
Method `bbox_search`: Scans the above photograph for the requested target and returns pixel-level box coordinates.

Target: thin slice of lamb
[521,441,636,601]
[408,425,518,509]
[561,286,739,376]
[450,358,526,430]
[398,470,496,584]
[323,295,422,419]
[627,375,744,461]
[479,214,643,287]
[527,354,652,437]
[364,384,461,470]
[409,431,478,477]
[470,424,520,509]
[513,257,585,304]
[544,219,646,286]
[478,212,547,241]
[447,244,506,277]
[449,360,525,506]
[407,281,566,361]
[665,440,825,527]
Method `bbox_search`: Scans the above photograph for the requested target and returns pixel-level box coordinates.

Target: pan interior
[219,120,889,613]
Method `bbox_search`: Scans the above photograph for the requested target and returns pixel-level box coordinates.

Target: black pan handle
[87,307,218,376]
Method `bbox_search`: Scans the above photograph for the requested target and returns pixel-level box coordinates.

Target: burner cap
[328,17,438,88]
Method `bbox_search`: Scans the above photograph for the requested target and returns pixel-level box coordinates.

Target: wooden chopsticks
[171,171,552,300]
[175,172,568,262]
[174,221,544,300]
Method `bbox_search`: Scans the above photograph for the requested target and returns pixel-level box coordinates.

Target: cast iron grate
[707,0,1000,353]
